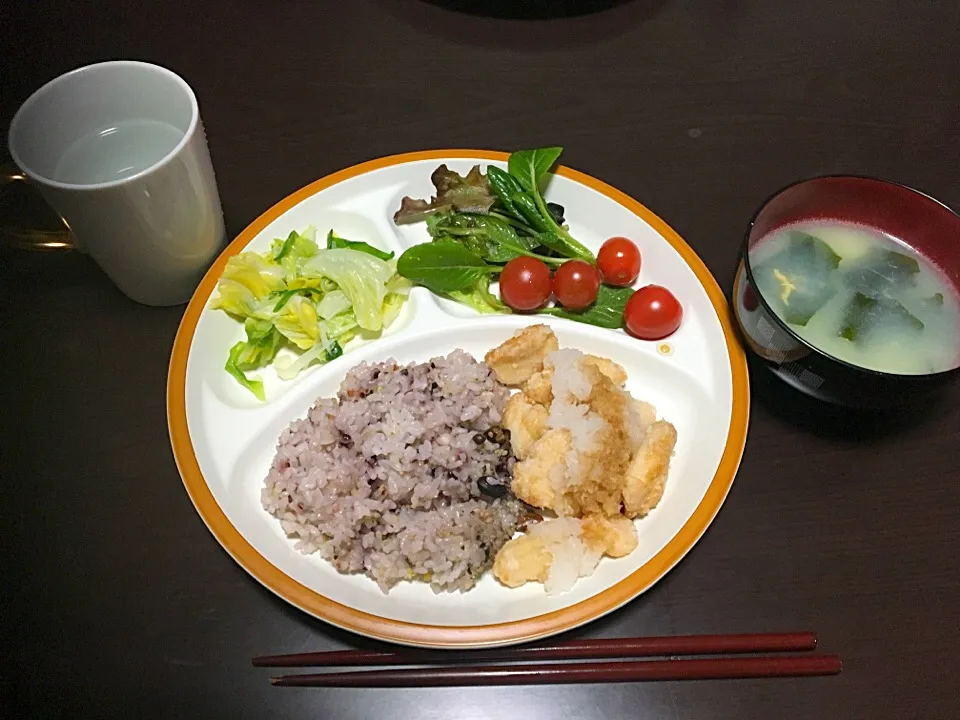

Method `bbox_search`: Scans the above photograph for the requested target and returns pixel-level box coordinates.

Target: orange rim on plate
[167,150,750,648]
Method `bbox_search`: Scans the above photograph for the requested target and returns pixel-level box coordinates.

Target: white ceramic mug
[7,60,226,306]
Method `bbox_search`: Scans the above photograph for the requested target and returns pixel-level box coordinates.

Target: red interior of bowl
[749,176,960,291]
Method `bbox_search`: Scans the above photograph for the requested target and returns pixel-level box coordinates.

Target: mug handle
[0,161,76,251]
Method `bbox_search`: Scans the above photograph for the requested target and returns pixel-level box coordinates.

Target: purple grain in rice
[261,349,523,593]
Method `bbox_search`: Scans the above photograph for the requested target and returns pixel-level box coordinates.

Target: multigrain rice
[262,350,524,593]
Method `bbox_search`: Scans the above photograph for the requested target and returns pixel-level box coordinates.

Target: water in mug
[53,119,184,185]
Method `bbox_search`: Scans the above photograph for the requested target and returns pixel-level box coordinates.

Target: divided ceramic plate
[167,150,750,648]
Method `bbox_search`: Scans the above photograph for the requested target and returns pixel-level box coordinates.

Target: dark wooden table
[3,1,959,717]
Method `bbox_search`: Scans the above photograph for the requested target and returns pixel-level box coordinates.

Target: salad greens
[396,147,594,265]
[394,164,496,223]
[394,146,630,327]
[396,239,501,294]
[425,213,559,265]
[541,285,636,329]
[211,227,408,399]
[506,148,594,260]
[447,277,509,314]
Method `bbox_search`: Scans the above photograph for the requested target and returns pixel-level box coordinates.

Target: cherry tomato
[552,260,601,310]
[597,237,642,286]
[624,285,683,340]
[499,256,552,311]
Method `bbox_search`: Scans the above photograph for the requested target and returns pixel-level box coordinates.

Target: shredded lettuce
[210,253,286,316]
[211,228,404,399]
[380,292,407,328]
[276,340,342,381]
[225,341,267,401]
[326,229,395,260]
[237,319,283,367]
[316,290,352,320]
[301,249,396,331]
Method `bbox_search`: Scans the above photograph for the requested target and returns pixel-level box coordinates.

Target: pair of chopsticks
[254,632,842,688]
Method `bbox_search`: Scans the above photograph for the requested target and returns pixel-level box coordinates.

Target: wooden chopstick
[253,631,817,668]
[270,654,842,687]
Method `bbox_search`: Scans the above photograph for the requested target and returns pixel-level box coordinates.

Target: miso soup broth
[749,222,960,375]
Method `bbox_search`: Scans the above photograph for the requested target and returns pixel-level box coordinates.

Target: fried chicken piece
[510,428,575,515]
[523,369,553,405]
[581,514,638,558]
[622,420,677,519]
[633,400,657,431]
[521,355,627,406]
[584,355,628,386]
[557,361,633,518]
[493,514,638,590]
[624,399,658,455]
[492,533,552,588]
[502,392,549,460]
[484,325,559,386]
[506,337,676,524]
[516,354,634,518]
